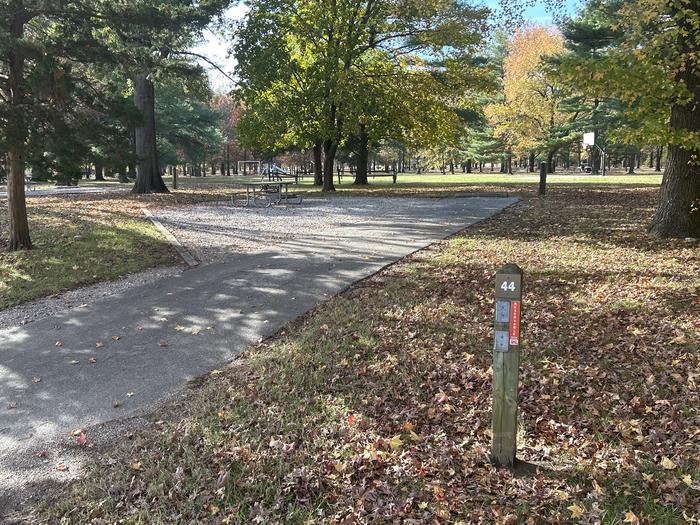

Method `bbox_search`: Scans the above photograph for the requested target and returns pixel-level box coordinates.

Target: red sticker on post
[509,300,521,346]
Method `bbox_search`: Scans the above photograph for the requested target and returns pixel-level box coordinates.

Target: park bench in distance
[337,169,398,184]
[25,176,38,191]
[0,175,38,191]
[262,171,300,184]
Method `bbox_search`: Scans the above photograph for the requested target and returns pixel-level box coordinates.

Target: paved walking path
[0,196,517,518]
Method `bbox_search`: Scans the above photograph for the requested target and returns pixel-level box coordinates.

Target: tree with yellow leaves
[486,25,575,172]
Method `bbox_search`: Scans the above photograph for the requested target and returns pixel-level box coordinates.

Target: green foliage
[156,76,223,166]
[233,0,491,156]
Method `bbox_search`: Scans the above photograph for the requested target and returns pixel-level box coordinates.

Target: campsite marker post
[491,263,523,467]
[538,161,547,196]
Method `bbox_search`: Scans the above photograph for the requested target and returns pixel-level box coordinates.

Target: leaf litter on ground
[40,187,699,524]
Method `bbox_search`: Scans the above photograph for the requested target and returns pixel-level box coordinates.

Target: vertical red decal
[509,301,520,346]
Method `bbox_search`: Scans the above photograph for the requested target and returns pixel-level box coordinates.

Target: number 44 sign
[500,281,516,292]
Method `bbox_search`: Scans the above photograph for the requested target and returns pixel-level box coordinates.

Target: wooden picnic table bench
[234,181,303,207]
[0,175,38,191]
[25,176,38,191]
[262,172,300,183]
[336,169,398,185]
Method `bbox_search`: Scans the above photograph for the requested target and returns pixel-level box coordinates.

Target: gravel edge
[0,266,182,331]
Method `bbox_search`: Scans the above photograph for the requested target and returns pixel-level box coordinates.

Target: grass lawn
[0,190,231,309]
[170,169,663,195]
[41,186,699,524]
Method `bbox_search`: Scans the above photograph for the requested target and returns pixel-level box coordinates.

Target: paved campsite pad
[152,196,510,263]
[0,195,517,517]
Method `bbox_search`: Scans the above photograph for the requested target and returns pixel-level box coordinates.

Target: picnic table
[262,171,300,183]
[236,181,303,207]
[0,175,38,191]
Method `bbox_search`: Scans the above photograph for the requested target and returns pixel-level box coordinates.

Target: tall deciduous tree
[233,0,488,191]
[546,0,700,237]
[485,26,573,172]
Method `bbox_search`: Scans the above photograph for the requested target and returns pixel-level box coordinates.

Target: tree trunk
[528,152,535,172]
[627,153,635,174]
[655,146,663,171]
[118,165,129,183]
[648,65,700,238]
[466,158,472,173]
[547,150,556,174]
[592,98,601,174]
[313,140,323,185]
[132,73,168,194]
[7,149,32,250]
[354,124,369,185]
[94,162,104,181]
[6,8,32,250]
[322,139,337,192]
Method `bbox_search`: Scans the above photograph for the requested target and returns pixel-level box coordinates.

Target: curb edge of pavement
[141,207,199,268]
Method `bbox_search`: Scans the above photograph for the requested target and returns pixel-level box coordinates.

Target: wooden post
[538,161,547,196]
[492,263,523,468]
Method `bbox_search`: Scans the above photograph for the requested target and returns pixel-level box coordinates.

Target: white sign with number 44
[500,281,516,292]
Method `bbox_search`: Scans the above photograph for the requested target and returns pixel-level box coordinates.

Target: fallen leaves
[388,435,403,450]
[35,187,700,524]
[567,503,585,519]
[660,456,677,470]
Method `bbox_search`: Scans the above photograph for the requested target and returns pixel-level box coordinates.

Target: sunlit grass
[0,199,178,309]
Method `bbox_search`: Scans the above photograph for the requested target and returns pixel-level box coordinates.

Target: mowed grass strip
[172,170,662,197]
[0,189,229,309]
[43,186,699,524]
